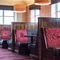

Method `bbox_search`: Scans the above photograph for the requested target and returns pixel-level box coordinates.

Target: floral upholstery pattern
[1,30,10,40]
[16,29,28,42]
[45,28,60,48]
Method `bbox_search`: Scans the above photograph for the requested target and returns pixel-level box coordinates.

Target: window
[0,10,15,25]
[51,2,60,18]
[30,9,40,23]
[0,10,3,24]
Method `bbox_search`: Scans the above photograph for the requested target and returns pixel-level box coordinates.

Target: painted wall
[22,12,26,22]
[17,12,26,22]
[40,5,51,17]
[17,13,22,22]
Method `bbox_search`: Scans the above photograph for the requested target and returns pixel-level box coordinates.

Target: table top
[3,34,11,36]
[24,35,37,37]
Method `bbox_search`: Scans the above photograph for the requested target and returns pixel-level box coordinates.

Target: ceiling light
[35,0,51,5]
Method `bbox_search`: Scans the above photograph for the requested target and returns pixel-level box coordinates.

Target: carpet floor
[0,48,33,60]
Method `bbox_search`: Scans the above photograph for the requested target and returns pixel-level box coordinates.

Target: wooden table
[24,35,37,44]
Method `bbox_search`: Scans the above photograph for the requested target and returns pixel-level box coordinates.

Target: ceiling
[0,0,34,6]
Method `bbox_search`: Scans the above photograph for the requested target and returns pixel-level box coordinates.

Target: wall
[22,12,26,22]
[16,6,29,22]
[17,12,26,22]
[17,13,22,22]
[40,5,51,17]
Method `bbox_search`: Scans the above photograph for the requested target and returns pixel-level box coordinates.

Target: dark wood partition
[38,17,60,60]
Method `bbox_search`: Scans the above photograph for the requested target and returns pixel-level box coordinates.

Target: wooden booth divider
[11,22,38,55]
[38,17,60,60]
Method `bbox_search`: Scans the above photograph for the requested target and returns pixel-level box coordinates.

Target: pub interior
[0,0,60,60]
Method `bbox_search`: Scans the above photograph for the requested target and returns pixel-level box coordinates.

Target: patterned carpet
[0,48,33,60]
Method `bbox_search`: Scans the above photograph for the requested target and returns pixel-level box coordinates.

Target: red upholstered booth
[2,29,11,49]
[1,30,11,40]
[16,29,28,43]
[15,29,30,55]
[0,30,2,39]
[11,22,38,56]
[38,17,60,60]
[45,28,60,48]
[1,25,11,49]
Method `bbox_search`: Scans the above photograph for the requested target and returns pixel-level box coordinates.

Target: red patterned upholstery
[1,30,10,40]
[16,29,28,42]
[45,28,60,48]
[0,30,2,39]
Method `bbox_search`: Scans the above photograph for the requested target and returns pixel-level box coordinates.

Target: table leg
[31,37,33,44]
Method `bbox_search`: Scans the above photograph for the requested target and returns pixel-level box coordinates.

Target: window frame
[51,2,60,18]
[30,9,40,23]
[0,10,15,25]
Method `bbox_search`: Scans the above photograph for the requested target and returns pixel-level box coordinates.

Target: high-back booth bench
[38,17,60,60]
[0,25,11,49]
[11,22,38,55]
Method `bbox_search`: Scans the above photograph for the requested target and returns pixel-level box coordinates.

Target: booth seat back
[16,29,28,43]
[0,30,2,39]
[44,28,60,48]
[1,30,11,40]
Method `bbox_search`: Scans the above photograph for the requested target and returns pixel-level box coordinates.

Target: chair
[15,29,30,55]
[1,29,11,49]
[38,17,60,60]
[11,22,38,56]
[0,30,2,40]
[43,28,60,60]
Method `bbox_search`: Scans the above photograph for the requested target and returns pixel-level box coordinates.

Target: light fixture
[14,4,26,13]
[35,0,51,5]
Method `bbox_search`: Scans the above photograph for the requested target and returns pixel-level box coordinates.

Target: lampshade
[35,0,51,5]
[14,4,26,13]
